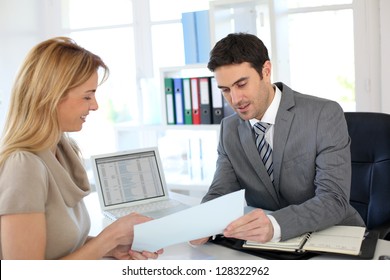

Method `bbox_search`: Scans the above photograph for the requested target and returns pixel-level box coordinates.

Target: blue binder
[195,10,211,64]
[182,10,211,64]
[173,78,185,125]
[182,12,198,64]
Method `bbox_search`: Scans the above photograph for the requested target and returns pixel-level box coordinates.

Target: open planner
[243,226,366,256]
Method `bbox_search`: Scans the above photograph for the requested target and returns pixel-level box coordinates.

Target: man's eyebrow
[217,77,249,89]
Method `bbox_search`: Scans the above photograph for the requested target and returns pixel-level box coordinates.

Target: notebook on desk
[90,147,189,220]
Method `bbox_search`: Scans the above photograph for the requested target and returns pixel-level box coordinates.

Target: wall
[0,0,63,131]
[380,0,390,113]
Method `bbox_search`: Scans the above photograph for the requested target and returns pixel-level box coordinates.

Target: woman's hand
[103,213,164,259]
[102,212,152,247]
[107,245,164,260]
[128,248,164,260]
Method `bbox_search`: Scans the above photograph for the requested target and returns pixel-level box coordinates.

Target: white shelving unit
[112,65,222,198]
[113,122,218,198]
[159,64,222,197]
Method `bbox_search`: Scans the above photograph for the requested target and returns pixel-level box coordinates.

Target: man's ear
[262,60,272,78]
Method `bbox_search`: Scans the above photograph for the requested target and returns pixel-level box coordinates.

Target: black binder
[199,77,212,124]
[211,230,379,260]
[210,77,224,124]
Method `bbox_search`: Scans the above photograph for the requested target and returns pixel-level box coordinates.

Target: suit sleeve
[272,101,354,240]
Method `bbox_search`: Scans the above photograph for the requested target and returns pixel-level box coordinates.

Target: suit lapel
[273,83,295,191]
[238,119,280,206]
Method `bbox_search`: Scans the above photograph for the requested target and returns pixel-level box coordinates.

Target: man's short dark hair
[207,33,270,78]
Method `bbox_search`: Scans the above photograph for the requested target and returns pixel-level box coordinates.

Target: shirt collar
[250,84,282,127]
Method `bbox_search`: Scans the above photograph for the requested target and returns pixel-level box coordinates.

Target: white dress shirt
[249,85,282,242]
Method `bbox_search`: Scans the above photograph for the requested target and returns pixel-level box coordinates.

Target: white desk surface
[84,192,390,260]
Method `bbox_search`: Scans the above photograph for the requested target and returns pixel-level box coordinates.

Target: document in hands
[132,190,245,252]
[243,225,366,256]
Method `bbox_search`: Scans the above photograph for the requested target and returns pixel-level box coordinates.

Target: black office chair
[344,112,390,240]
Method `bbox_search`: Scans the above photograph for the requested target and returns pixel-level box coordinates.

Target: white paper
[132,190,245,252]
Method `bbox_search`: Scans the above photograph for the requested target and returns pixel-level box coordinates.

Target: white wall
[380,0,390,114]
[0,0,60,130]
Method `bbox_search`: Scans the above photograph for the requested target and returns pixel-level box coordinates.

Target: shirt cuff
[267,215,281,242]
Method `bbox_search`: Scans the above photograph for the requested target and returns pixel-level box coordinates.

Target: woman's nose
[90,97,99,111]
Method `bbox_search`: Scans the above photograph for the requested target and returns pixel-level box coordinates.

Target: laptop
[90,147,189,220]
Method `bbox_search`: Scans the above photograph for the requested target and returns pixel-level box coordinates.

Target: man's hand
[223,209,274,243]
[189,237,210,246]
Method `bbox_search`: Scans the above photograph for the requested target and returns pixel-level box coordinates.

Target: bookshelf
[159,64,223,197]
[114,123,217,198]
[161,64,209,125]
[111,65,222,198]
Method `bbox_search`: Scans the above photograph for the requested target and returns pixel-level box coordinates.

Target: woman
[0,37,163,259]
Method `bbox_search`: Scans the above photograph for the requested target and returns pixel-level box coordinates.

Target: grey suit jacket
[202,82,364,240]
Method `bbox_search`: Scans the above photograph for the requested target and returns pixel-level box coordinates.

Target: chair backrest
[344,112,390,230]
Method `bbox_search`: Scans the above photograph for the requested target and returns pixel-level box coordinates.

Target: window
[62,0,136,157]
[285,1,355,111]
[148,0,210,124]
[211,0,356,111]
[60,0,357,185]
[63,0,356,159]
[61,0,211,185]
[286,0,352,9]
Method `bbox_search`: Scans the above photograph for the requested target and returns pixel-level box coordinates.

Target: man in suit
[191,33,364,245]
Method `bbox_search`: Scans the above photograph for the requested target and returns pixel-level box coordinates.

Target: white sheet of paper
[132,190,245,252]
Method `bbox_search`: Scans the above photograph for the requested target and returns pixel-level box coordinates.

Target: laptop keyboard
[109,199,183,218]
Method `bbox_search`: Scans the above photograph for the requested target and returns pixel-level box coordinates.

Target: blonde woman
[0,37,163,260]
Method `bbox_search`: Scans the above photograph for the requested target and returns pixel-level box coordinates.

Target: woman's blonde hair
[0,37,109,165]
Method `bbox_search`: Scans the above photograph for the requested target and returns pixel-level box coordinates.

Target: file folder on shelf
[190,77,201,124]
[195,10,211,64]
[182,12,198,65]
[182,10,211,64]
[199,77,212,124]
[210,77,224,124]
[182,78,193,125]
[164,78,176,125]
[173,78,185,125]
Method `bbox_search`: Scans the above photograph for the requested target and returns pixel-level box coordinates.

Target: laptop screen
[94,150,166,207]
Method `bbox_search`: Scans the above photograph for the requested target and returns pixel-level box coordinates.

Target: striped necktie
[253,122,274,182]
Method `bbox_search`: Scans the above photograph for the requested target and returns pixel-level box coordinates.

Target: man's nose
[230,88,242,105]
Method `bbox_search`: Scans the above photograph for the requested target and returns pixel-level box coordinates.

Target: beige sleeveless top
[0,136,91,259]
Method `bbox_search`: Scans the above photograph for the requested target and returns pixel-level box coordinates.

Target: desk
[84,192,390,260]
